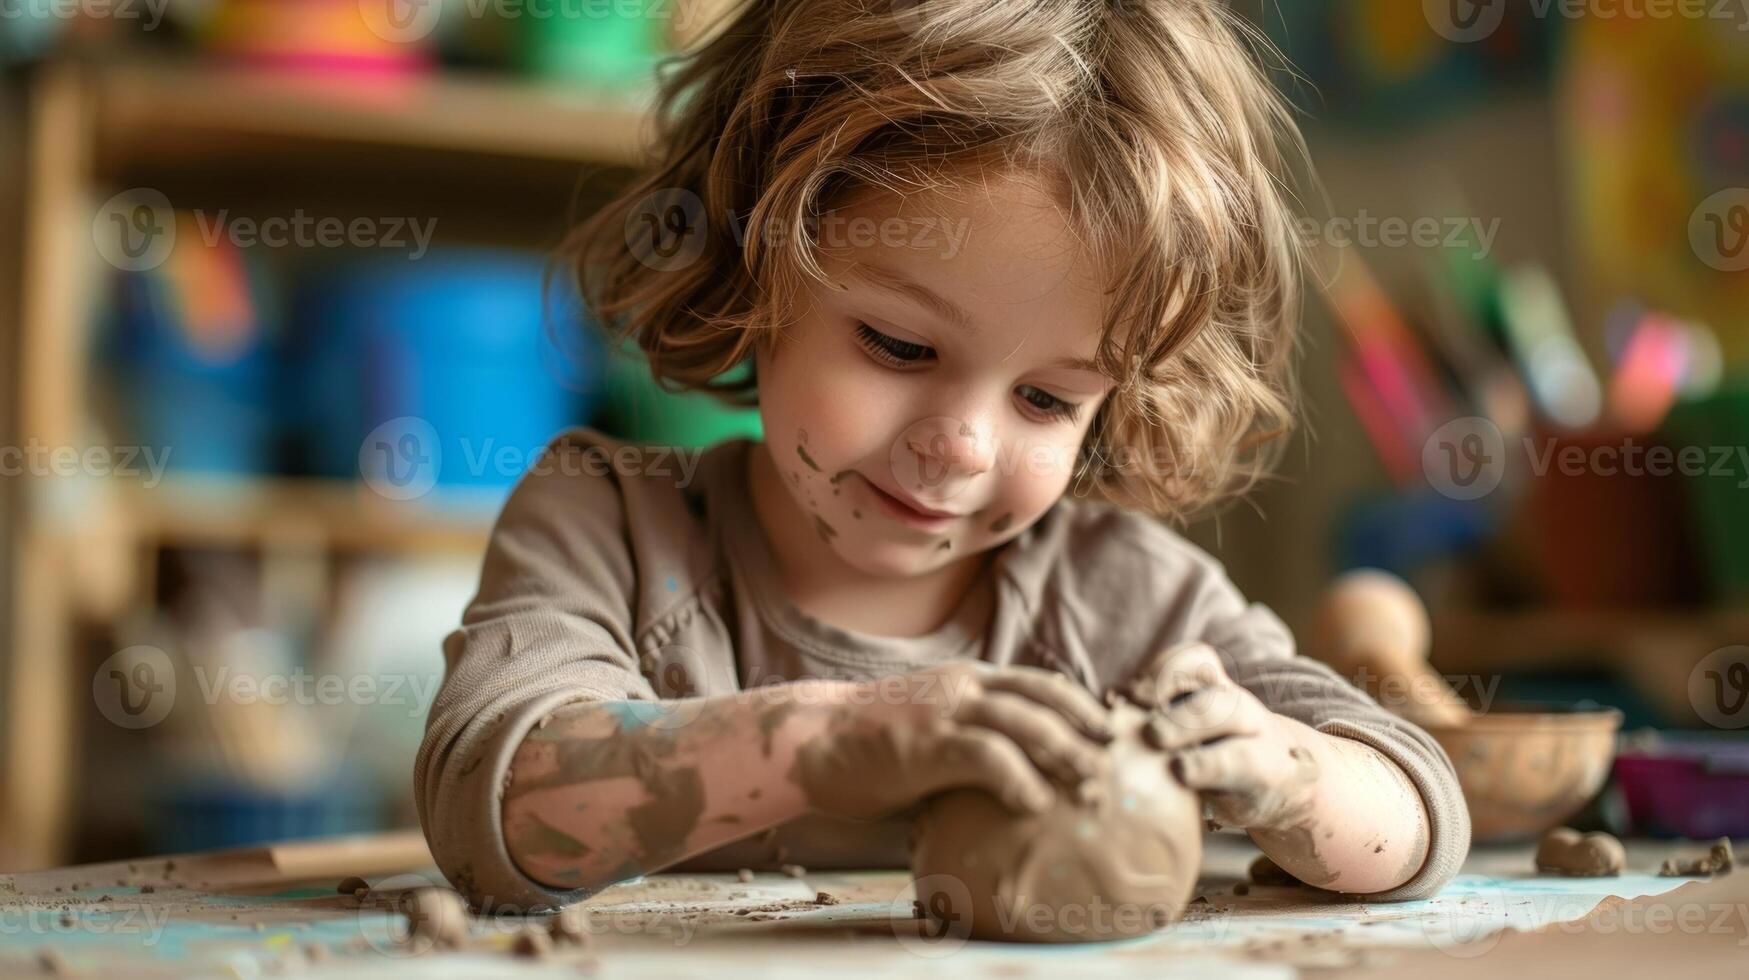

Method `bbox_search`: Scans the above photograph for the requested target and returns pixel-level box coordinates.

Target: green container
[1664,383,1749,602]
[518,0,661,85]
[595,335,763,448]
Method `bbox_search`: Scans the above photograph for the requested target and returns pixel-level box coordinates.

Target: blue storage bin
[290,249,600,499]
[99,246,282,476]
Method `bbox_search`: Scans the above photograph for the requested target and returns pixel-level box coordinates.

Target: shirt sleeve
[414,429,659,913]
[1193,562,1471,901]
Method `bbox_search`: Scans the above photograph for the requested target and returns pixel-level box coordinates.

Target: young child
[416,0,1468,916]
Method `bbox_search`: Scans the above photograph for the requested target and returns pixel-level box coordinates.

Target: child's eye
[1017,385,1082,423]
[854,322,934,366]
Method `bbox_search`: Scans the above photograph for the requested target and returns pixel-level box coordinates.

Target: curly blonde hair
[566,0,1312,524]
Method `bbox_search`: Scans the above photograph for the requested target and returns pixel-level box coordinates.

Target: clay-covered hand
[790,662,1114,822]
[1123,642,1318,832]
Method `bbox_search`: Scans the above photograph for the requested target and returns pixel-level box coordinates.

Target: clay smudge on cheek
[796,444,822,472]
[814,516,837,542]
[989,513,1013,534]
[828,469,853,485]
[937,540,951,551]
[851,509,862,520]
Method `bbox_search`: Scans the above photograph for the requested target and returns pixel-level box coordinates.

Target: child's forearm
[502,684,831,894]
[1247,718,1431,895]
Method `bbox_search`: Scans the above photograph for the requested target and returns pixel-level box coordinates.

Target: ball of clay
[1535,827,1625,877]
[909,700,1202,943]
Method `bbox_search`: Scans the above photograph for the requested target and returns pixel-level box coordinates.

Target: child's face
[753,173,1115,579]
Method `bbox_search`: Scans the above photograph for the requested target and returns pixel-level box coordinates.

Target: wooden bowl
[1423,704,1623,843]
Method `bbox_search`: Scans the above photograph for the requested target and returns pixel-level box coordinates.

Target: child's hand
[1125,643,1318,832]
[792,663,1114,822]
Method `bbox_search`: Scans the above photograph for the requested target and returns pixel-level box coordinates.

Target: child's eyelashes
[1017,385,1082,423]
[854,322,933,366]
[852,322,1084,424]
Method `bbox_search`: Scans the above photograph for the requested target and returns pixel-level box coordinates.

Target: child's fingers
[1132,643,1226,710]
[977,667,1114,743]
[953,691,1103,785]
[1166,738,1259,795]
[1146,686,1258,749]
[930,728,1056,814]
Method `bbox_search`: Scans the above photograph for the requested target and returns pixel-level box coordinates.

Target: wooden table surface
[0,831,1737,978]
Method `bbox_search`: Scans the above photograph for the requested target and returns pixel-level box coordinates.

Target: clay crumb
[403,887,470,950]
[815,891,837,905]
[1535,827,1625,877]
[780,864,807,879]
[139,884,155,894]
[511,927,553,959]
[1659,838,1734,877]
[912,899,925,919]
[36,949,71,975]
[736,868,755,883]
[337,876,370,897]
[1231,882,1250,896]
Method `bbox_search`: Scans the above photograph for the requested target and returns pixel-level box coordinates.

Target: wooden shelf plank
[92,57,659,168]
[121,477,495,554]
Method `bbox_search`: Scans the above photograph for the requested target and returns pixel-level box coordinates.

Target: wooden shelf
[120,477,496,554]
[91,57,659,168]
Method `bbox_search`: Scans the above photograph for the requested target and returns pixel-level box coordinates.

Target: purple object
[1614,736,1749,839]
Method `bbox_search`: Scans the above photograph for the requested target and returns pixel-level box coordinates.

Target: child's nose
[903,416,995,477]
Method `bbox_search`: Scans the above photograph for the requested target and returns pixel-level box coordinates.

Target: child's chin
[839,537,960,578]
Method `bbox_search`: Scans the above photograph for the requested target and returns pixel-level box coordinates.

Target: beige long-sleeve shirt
[415,426,1469,912]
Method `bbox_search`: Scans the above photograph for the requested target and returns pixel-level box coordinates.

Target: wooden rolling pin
[1311,570,1473,729]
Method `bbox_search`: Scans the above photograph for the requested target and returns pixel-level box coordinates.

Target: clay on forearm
[1248,726,1430,895]
[501,688,827,894]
